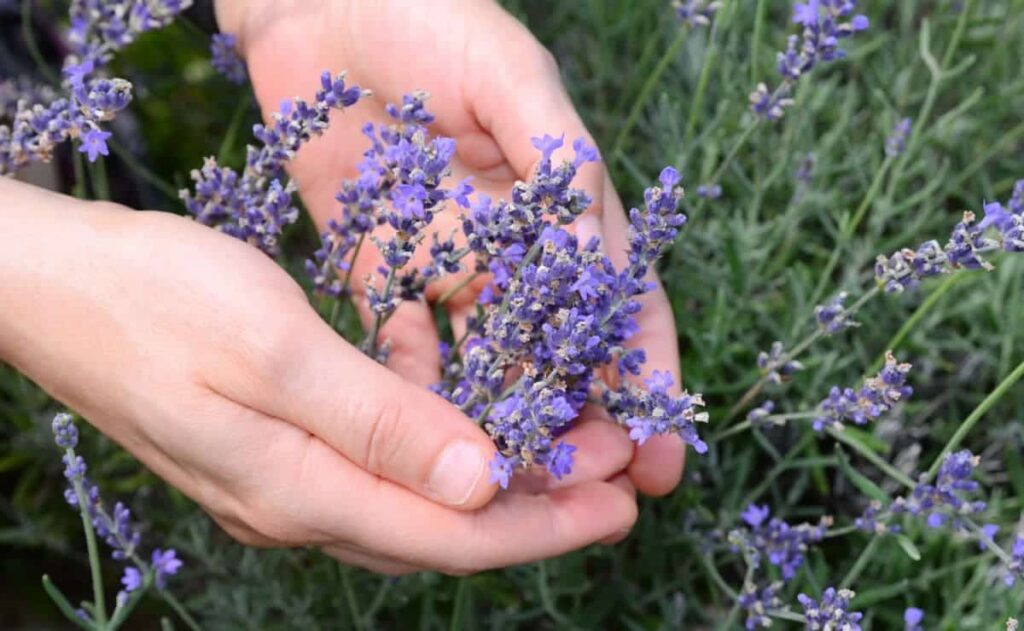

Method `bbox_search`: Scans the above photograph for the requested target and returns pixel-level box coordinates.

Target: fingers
[228,307,500,511]
[465,26,606,223]
[296,437,638,574]
[599,474,637,545]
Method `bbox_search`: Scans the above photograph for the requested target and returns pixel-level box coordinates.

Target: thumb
[242,312,499,511]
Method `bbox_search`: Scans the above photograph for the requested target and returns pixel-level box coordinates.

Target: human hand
[218,0,688,496]
[0,178,637,574]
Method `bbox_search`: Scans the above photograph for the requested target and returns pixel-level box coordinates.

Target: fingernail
[575,214,604,252]
[428,440,487,506]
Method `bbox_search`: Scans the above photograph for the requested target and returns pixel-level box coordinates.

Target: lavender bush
[2,0,1024,628]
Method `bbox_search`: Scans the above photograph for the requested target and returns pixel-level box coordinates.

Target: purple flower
[488,453,518,489]
[741,503,771,528]
[745,400,778,427]
[151,548,182,588]
[757,341,804,384]
[1004,536,1024,586]
[210,33,247,84]
[798,588,863,631]
[904,607,924,631]
[750,0,869,121]
[545,442,577,479]
[52,413,79,449]
[886,118,913,157]
[814,291,857,334]
[738,582,782,629]
[531,133,564,164]
[79,128,111,162]
[892,450,986,532]
[121,566,143,593]
[672,0,722,27]
[729,504,829,581]
[812,352,911,432]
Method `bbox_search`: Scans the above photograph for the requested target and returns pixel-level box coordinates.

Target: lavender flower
[1004,536,1024,586]
[739,581,783,630]
[607,371,709,454]
[854,500,900,535]
[750,1,869,121]
[730,503,830,581]
[757,341,805,384]
[211,33,248,84]
[746,400,778,427]
[876,181,1024,291]
[904,607,924,631]
[1,1,189,175]
[812,351,912,432]
[814,291,857,334]
[697,183,723,199]
[672,0,722,27]
[886,118,912,157]
[182,72,370,255]
[49,412,182,607]
[892,450,986,531]
[798,587,863,631]
[307,92,468,330]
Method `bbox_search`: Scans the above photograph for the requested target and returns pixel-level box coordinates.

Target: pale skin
[0,0,685,575]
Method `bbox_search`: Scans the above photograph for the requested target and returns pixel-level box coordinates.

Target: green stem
[42,575,93,630]
[925,358,1024,481]
[827,428,915,489]
[611,28,689,164]
[437,271,481,306]
[340,566,364,631]
[89,157,110,201]
[67,448,108,627]
[21,0,59,86]
[340,233,368,298]
[158,591,202,631]
[685,18,723,142]
[537,561,571,627]
[108,140,181,201]
[365,264,398,358]
[839,535,881,589]
[809,157,893,307]
[449,578,468,631]
[72,151,89,199]
[217,95,252,164]
[886,0,973,199]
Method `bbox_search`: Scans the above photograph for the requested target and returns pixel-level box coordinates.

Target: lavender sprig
[210,33,248,85]
[182,71,370,255]
[48,413,186,630]
[730,503,831,581]
[812,351,912,432]
[797,587,863,631]
[750,1,869,121]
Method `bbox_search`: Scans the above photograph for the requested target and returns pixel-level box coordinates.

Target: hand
[0,178,637,574]
[219,0,688,496]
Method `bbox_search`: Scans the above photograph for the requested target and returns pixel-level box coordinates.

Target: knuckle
[360,395,409,476]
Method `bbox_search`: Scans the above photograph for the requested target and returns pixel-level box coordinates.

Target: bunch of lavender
[449,159,706,485]
[182,71,369,255]
[812,352,912,432]
[876,180,1024,293]
[750,1,869,121]
[730,503,831,581]
[47,413,191,631]
[0,0,191,175]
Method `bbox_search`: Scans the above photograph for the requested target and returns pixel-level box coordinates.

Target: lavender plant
[45,413,193,631]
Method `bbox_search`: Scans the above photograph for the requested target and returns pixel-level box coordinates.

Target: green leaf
[895,534,922,561]
[835,445,889,503]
